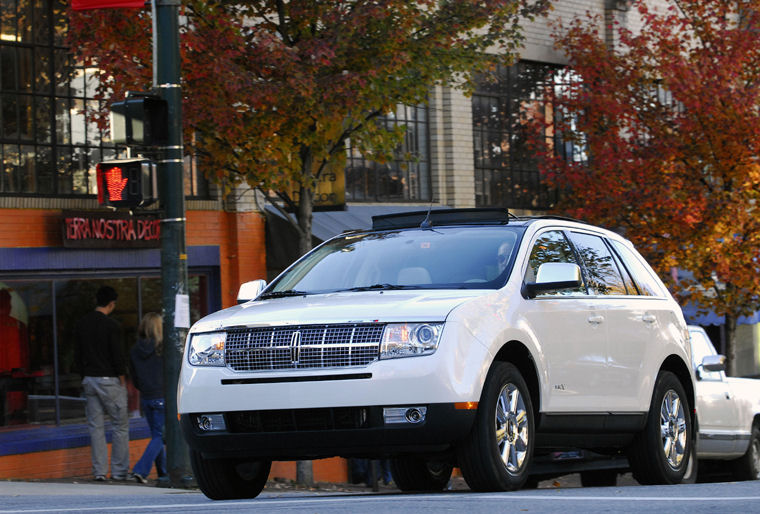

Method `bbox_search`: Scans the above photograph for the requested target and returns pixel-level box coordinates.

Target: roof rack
[372,208,513,230]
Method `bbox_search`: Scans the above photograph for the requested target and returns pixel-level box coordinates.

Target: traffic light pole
[152,0,191,487]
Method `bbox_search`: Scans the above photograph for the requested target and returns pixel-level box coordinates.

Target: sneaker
[134,473,148,484]
[111,472,134,481]
[94,475,106,482]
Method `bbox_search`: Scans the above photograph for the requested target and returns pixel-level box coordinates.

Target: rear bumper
[181,403,476,461]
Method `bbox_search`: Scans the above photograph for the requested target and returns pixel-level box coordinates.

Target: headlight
[380,323,443,359]
[188,332,226,366]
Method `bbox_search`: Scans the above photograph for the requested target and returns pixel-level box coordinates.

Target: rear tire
[580,469,618,487]
[732,424,760,481]
[190,449,271,500]
[629,371,692,485]
[389,457,453,491]
[457,362,535,491]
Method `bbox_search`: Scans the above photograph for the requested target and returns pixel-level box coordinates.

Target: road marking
[2,493,760,513]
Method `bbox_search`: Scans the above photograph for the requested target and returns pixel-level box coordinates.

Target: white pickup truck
[688,325,760,481]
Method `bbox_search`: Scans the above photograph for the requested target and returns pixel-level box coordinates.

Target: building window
[0,1,209,199]
[346,104,430,202]
[472,61,578,210]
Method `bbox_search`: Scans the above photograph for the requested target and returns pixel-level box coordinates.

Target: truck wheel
[629,371,692,485]
[190,449,271,500]
[390,457,453,491]
[580,470,618,487]
[457,361,534,491]
[733,424,760,481]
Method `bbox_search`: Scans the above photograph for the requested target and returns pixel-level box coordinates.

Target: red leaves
[539,0,760,323]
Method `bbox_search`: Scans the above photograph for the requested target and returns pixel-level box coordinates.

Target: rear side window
[524,230,586,296]
[568,232,628,296]
[609,240,664,297]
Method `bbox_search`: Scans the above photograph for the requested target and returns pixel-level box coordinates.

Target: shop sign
[62,210,161,249]
[287,167,346,211]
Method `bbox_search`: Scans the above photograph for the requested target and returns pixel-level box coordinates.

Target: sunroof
[372,208,512,230]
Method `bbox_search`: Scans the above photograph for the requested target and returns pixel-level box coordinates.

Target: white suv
[178,209,695,500]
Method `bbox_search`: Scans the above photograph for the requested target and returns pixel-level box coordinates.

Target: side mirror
[701,354,726,372]
[237,279,267,304]
[522,262,583,299]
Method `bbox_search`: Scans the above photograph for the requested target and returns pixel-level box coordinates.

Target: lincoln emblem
[290,331,301,363]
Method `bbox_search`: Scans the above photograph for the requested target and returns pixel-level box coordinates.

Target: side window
[524,230,585,296]
[608,239,638,295]
[609,240,664,297]
[567,232,627,296]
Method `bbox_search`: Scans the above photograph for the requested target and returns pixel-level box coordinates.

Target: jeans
[132,397,167,478]
[82,376,129,478]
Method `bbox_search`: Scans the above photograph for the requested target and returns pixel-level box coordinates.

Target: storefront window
[0,274,210,427]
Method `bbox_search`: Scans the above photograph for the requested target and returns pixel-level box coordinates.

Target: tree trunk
[296,184,314,256]
[724,313,738,377]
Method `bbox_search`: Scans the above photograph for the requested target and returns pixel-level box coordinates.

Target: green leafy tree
[536,0,760,375]
[69,0,550,255]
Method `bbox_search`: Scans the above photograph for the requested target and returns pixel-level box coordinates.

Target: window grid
[345,104,430,202]
[472,61,575,210]
[0,1,209,199]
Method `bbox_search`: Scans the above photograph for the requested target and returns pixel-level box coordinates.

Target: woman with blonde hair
[129,312,167,484]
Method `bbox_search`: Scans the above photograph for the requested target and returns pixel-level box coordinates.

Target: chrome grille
[225,324,385,371]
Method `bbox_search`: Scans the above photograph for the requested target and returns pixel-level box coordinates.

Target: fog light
[197,413,226,431]
[383,406,427,425]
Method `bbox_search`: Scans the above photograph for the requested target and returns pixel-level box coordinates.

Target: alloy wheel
[494,383,529,474]
[659,389,687,469]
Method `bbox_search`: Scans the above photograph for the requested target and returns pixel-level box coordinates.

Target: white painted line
[1,492,760,513]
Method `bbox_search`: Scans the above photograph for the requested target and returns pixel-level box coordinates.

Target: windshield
[265,226,524,296]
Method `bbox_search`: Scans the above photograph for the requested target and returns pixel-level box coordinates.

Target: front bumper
[181,403,476,460]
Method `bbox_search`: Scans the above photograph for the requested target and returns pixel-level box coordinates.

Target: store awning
[263,204,444,279]
[681,303,760,326]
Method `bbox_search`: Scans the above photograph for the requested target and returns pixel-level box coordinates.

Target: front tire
[733,424,760,481]
[190,449,271,500]
[390,457,453,491]
[629,371,692,485]
[457,362,535,491]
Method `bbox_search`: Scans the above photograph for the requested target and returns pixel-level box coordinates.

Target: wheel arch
[492,340,541,415]
[660,354,696,425]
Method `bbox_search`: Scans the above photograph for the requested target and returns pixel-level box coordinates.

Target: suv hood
[190,289,488,332]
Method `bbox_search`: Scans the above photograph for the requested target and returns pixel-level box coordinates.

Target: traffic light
[110,94,168,147]
[96,159,158,208]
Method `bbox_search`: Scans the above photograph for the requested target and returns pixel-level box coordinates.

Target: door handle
[642,314,657,324]
[587,315,604,325]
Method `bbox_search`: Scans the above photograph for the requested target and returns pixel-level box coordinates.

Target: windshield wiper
[258,289,309,299]
[341,283,417,292]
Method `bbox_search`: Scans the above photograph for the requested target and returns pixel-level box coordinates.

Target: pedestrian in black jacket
[76,285,129,482]
[129,312,167,484]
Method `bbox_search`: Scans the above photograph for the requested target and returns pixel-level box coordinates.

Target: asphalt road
[0,477,758,514]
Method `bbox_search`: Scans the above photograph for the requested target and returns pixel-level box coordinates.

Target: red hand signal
[105,166,129,201]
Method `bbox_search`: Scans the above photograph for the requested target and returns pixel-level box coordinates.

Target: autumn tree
[68,0,550,255]
[535,0,760,375]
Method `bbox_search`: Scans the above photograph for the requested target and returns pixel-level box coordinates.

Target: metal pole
[153,0,191,488]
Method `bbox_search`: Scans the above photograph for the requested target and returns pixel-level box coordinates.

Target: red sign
[62,210,161,249]
[72,0,145,9]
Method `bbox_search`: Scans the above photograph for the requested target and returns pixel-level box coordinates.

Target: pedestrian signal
[96,159,157,209]
[110,94,168,147]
